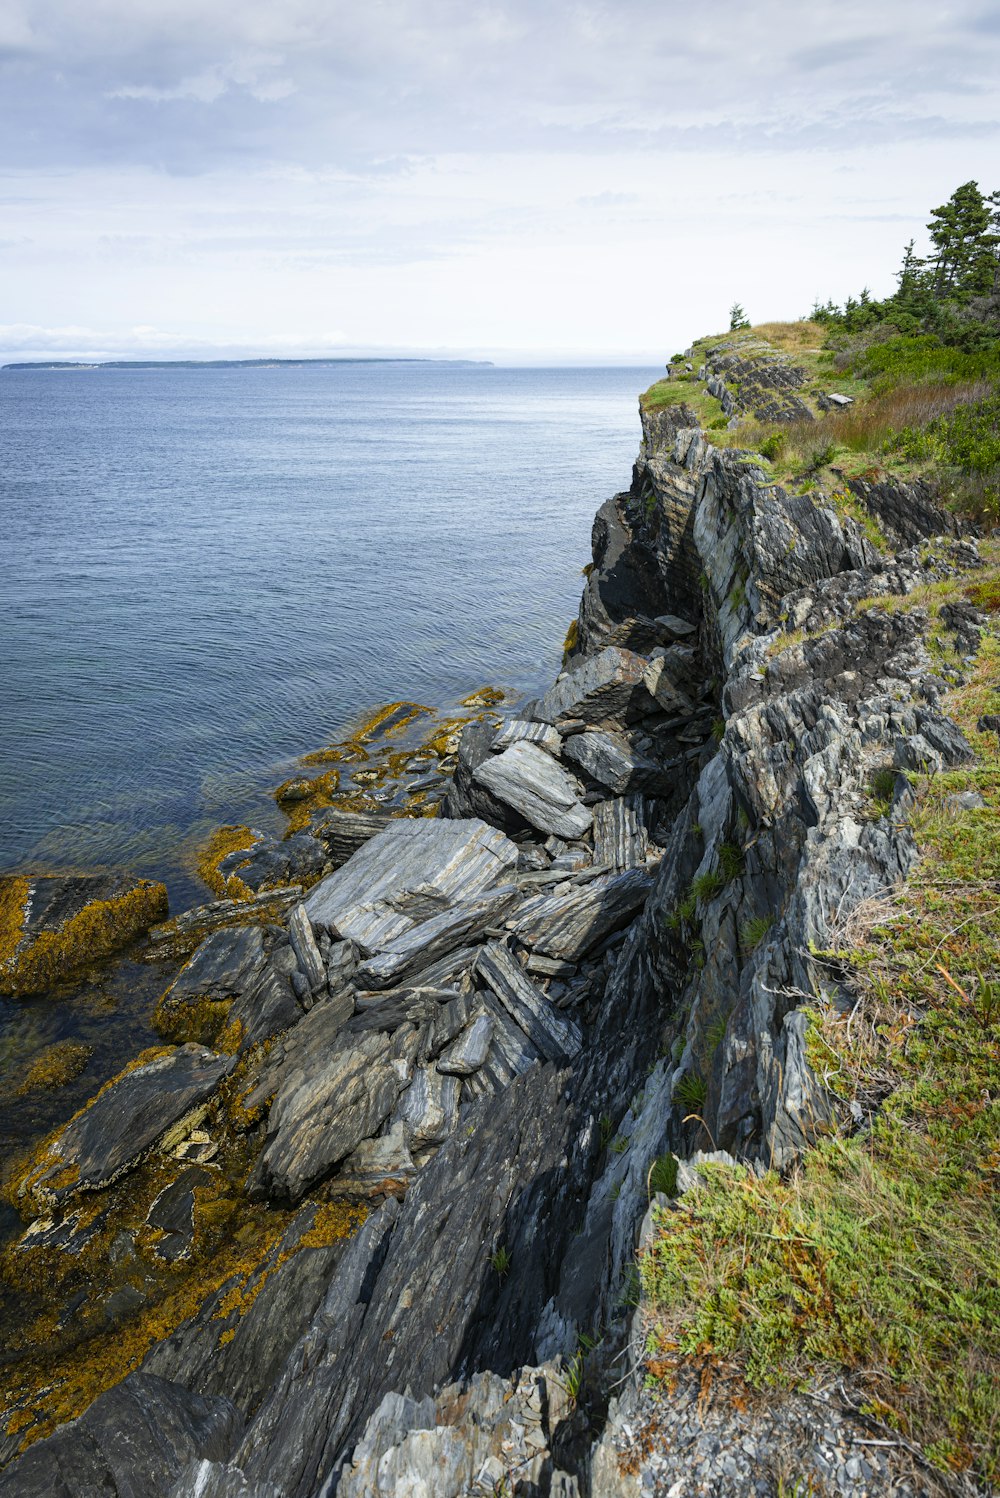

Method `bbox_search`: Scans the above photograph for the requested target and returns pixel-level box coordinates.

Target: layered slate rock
[0,872,168,996]
[530,646,652,726]
[14,1044,235,1214]
[355,885,521,990]
[0,1373,242,1498]
[153,927,267,1045]
[472,742,592,839]
[512,868,654,960]
[303,818,518,953]
[250,1027,416,1201]
[562,727,675,796]
[308,808,393,867]
[475,943,582,1064]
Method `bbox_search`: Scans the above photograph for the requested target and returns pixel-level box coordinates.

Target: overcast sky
[1,0,998,362]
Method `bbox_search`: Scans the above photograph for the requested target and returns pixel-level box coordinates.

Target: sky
[1,0,999,363]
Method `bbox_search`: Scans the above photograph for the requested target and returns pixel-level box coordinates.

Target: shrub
[758,431,786,461]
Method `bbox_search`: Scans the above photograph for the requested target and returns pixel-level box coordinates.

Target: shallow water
[0,360,657,1158]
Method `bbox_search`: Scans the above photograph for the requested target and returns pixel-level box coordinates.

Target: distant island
[1,356,493,371]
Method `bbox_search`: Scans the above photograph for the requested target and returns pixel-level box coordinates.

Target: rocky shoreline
[1,336,994,1496]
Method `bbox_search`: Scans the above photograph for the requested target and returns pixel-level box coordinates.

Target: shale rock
[153,927,267,1045]
[355,884,521,990]
[14,1044,235,1214]
[303,817,518,953]
[473,741,592,839]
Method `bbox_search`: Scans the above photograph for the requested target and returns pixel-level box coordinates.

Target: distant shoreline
[1,356,493,372]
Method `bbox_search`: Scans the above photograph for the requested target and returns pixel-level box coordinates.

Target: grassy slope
[641,321,999,518]
[638,326,1000,1484]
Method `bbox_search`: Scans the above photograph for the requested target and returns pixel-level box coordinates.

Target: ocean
[1,361,659,909]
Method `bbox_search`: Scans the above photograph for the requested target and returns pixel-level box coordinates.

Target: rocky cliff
[2,334,996,1498]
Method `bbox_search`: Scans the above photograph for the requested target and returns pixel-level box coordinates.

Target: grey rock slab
[512,868,653,961]
[336,1121,416,1197]
[307,808,393,867]
[492,719,564,754]
[592,798,650,871]
[355,885,521,990]
[642,655,695,714]
[303,817,518,953]
[393,1067,461,1145]
[17,1044,236,1212]
[531,646,652,727]
[0,1373,242,1498]
[437,1013,494,1074]
[562,729,675,797]
[472,742,592,840]
[287,903,326,994]
[250,1028,411,1201]
[475,942,582,1064]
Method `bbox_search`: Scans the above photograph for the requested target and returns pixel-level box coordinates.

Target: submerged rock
[12,1044,235,1215]
[0,872,168,996]
[153,927,267,1046]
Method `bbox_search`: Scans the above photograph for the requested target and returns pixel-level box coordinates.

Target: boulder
[472,743,592,840]
[530,646,651,727]
[0,872,168,996]
[250,1029,414,1201]
[0,1373,242,1498]
[355,885,521,991]
[562,728,675,797]
[441,721,526,831]
[512,868,653,961]
[308,808,394,867]
[491,720,563,754]
[303,818,519,954]
[13,1044,236,1214]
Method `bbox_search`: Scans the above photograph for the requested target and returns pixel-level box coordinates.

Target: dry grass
[719,380,990,476]
[747,320,827,354]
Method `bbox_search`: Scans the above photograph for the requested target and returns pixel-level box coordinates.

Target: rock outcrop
[1,349,985,1498]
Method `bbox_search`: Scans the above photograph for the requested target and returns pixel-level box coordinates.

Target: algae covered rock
[0,872,168,997]
[12,1043,235,1215]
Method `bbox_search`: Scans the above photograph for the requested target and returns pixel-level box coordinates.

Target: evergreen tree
[729,302,750,331]
[927,181,1000,300]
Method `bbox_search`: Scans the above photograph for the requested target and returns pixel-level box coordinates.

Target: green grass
[641,626,1000,1486]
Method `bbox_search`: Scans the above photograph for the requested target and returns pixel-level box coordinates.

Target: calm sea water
[0,362,657,911]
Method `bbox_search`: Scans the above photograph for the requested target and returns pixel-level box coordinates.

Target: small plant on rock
[490,1244,512,1279]
[740,913,776,952]
[673,1072,708,1110]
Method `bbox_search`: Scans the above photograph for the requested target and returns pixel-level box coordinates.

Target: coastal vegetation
[638,185,1000,1488]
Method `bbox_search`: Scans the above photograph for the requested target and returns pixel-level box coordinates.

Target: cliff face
[2,342,993,1498]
